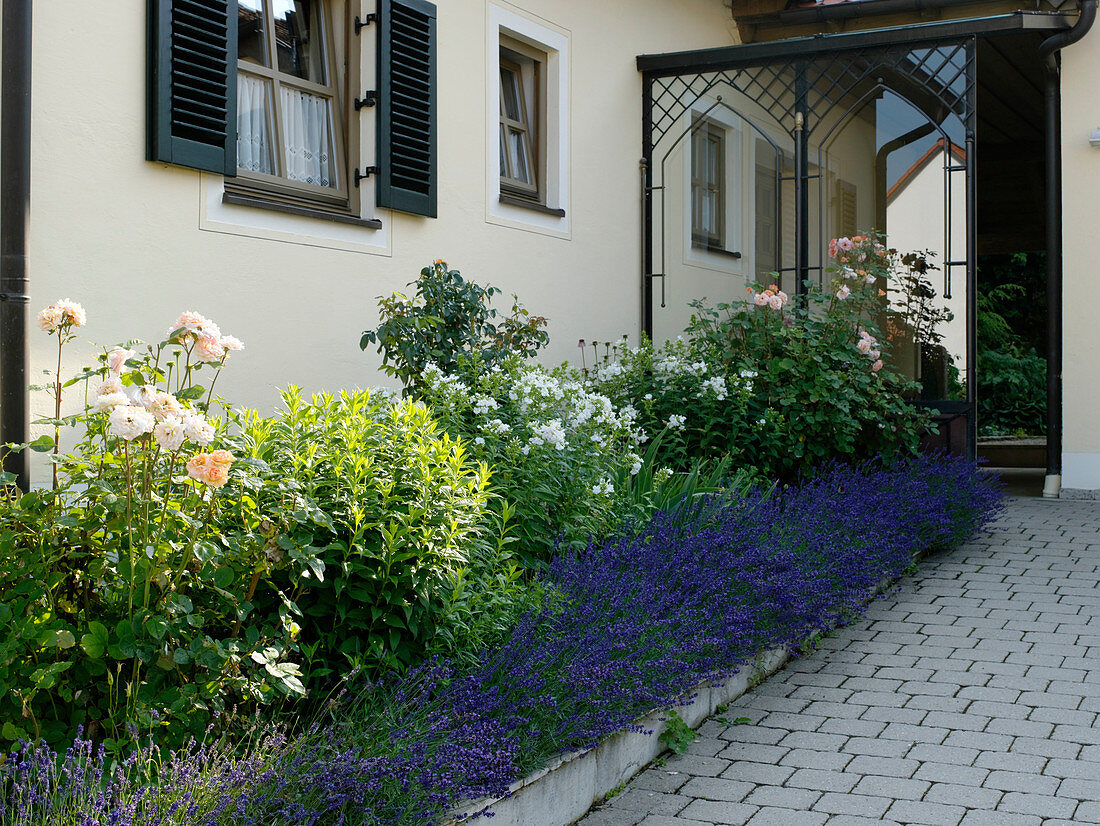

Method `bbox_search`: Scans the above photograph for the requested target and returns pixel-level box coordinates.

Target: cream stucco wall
[1059,33,1100,492]
[19,0,737,475]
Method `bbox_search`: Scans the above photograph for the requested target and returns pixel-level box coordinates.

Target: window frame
[691,117,726,250]
[230,0,351,209]
[498,36,546,204]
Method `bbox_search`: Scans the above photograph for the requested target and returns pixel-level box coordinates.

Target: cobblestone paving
[576,496,1100,826]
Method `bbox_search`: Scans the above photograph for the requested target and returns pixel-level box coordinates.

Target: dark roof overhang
[637,10,1070,74]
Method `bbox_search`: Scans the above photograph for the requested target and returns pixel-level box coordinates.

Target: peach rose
[203,463,230,489]
[872,360,884,373]
[107,347,134,375]
[186,453,209,481]
[194,334,226,363]
[55,300,87,328]
[208,449,235,467]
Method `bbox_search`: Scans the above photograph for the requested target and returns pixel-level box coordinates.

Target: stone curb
[447,646,790,826]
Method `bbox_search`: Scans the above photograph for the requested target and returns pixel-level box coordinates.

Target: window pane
[500,66,522,122]
[280,86,335,187]
[238,0,268,66]
[499,127,509,177]
[508,129,530,184]
[237,73,274,175]
[272,0,326,83]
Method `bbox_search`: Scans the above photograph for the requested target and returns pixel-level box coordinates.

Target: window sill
[498,193,566,218]
[692,242,741,259]
[222,191,383,229]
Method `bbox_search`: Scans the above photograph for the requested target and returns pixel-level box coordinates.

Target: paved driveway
[577,497,1100,826]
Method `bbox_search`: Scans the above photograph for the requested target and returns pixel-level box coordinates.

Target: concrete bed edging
[447,646,790,826]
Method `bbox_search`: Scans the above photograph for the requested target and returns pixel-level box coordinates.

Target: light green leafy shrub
[230,388,495,680]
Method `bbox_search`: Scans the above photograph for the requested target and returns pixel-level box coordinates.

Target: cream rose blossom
[37,306,64,332]
[150,391,184,421]
[91,392,131,413]
[153,416,187,451]
[194,335,226,363]
[108,405,155,441]
[95,377,124,397]
[182,412,215,446]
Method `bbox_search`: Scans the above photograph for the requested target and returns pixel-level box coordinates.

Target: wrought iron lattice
[647,40,974,148]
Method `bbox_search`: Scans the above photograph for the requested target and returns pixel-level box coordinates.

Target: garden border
[448,646,790,826]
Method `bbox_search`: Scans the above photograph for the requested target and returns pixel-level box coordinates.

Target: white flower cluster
[590,478,614,496]
[91,375,214,448]
[667,414,687,431]
[472,394,499,415]
[700,375,728,400]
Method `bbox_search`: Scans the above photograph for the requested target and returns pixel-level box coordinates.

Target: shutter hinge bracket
[354,167,381,186]
[354,14,377,34]
[354,91,378,110]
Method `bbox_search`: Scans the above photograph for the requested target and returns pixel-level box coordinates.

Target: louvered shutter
[378,0,437,218]
[147,0,237,175]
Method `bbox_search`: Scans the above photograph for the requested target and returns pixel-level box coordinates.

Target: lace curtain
[237,73,272,174]
[236,73,334,188]
[281,87,333,187]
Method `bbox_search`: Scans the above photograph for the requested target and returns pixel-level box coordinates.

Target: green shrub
[977,348,1046,437]
[359,260,549,391]
[1,307,305,752]
[589,258,930,479]
[230,388,495,680]
[418,355,642,564]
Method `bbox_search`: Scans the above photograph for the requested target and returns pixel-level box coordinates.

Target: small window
[234,0,347,206]
[691,119,725,250]
[499,38,544,202]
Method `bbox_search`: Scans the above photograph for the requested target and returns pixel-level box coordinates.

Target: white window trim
[486,2,570,239]
[682,100,745,276]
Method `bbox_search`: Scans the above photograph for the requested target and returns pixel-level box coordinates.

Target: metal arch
[648,96,793,306]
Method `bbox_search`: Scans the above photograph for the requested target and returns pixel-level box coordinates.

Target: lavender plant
[3,454,1000,825]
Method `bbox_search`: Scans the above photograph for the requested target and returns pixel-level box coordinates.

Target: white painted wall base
[1062,453,1100,494]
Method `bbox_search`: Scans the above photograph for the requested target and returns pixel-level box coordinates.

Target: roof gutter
[0,0,33,491]
[1039,0,1095,498]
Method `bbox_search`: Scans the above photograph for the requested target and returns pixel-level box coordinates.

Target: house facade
[2,0,1100,497]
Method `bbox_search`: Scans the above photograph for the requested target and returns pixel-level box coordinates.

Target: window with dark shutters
[377,0,437,218]
[147,0,237,176]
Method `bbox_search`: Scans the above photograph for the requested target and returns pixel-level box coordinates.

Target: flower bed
[1,454,1002,825]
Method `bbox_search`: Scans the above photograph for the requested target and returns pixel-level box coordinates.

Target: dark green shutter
[378,0,437,217]
[147,0,237,175]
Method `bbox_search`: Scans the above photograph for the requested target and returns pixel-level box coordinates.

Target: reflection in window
[499,48,539,199]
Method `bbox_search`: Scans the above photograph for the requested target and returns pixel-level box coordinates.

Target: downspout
[1038,0,1096,498]
[0,0,33,492]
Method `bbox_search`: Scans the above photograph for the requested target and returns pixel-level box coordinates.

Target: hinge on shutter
[354,13,377,34]
[354,167,381,186]
[354,91,378,110]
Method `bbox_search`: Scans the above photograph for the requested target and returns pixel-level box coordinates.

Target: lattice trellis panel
[647,40,974,148]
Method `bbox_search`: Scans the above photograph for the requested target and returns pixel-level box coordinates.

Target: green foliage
[231,388,495,680]
[0,319,303,752]
[658,709,696,754]
[428,503,551,669]
[359,260,549,391]
[975,254,1047,436]
[418,355,642,565]
[977,348,1046,437]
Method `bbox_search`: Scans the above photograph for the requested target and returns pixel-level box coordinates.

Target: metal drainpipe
[1038,0,1097,498]
[0,0,33,492]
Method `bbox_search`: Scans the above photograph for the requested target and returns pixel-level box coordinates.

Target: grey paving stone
[923,781,1002,809]
[719,761,795,787]
[743,810,827,826]
[957,811,1042,826]
[662,755,731,778]
[636,817,714,826]
[811,791,892,818]
[742,786,822,810]
[982,770,1059,795]
[578,807,648,826]
[677,777,754,803]
[676,800,758,825]
[633,771,692,793]
[850,774,930,800]
[884,798,966,826]
[779,748,854,772]
[786,767,860,793]
[841,737,911,757]
[611,790,693,815]
[913,762,990,786]
[996,791,1078,819]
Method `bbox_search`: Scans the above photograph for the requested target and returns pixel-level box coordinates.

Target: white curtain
[236,73,272,175]
[280,87,334,188]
